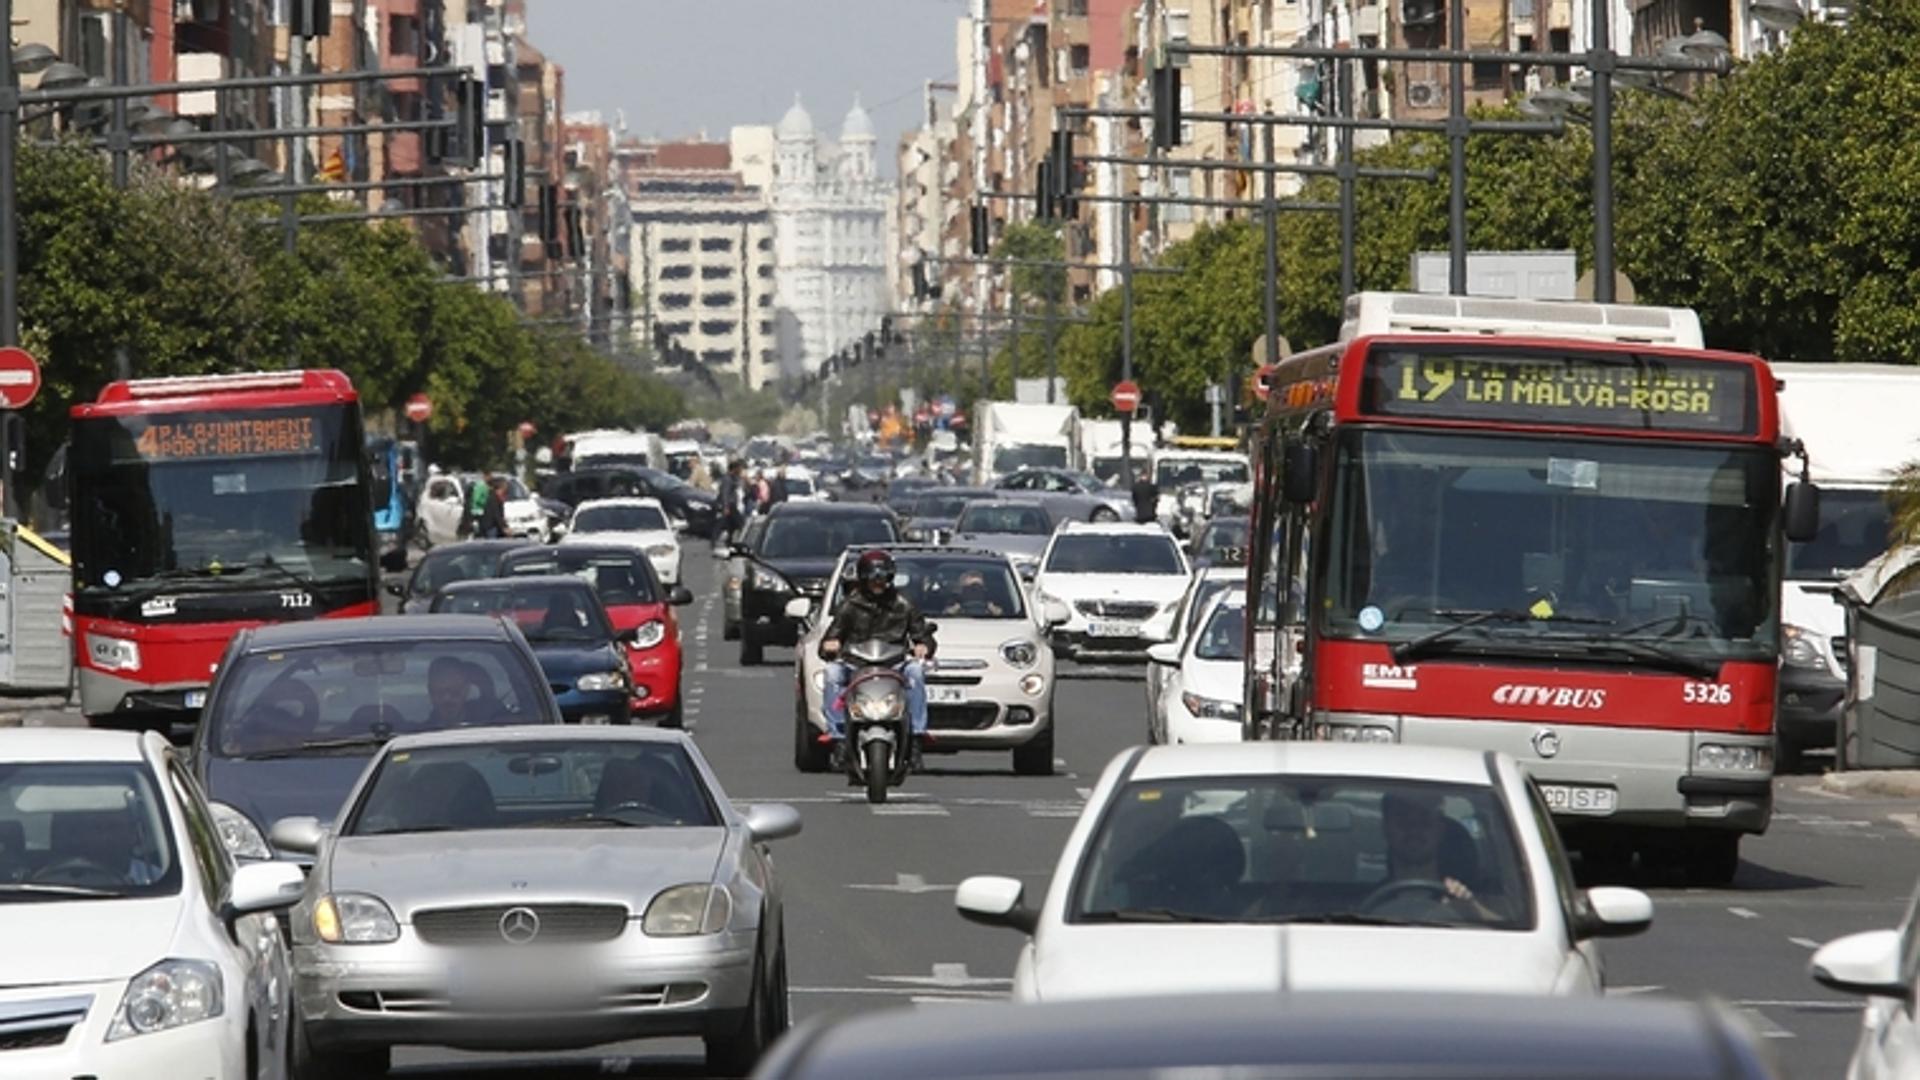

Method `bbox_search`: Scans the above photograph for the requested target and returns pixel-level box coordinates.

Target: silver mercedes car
[270,726,801,1078]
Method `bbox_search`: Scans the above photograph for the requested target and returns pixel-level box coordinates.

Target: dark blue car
[431,576,636,725]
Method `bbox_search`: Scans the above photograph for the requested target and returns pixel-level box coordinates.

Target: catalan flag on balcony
[318,148,347,182]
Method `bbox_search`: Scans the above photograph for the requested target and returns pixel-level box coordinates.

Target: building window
[759,320,774,334]
[662,321,693,336]
[390,14,421,57]
[1167,10,1192,66]
[701,265,731,280]
[701,350,735,365]
[700,319,737,335]
[660,293,694,310]
[758,295,772,307]
[390,90,423,122]
[660,264,693,280]
[757,265,773,278]
[699,237,734,253]
[703,292,737,308]
[757,237,773,251]
[1064,0,1089,13]
[1471,61,1506,91]
[662,238,692,252]
[1069,44,1091,75]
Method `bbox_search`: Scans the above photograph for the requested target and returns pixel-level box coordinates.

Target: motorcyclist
[819,550,934,768]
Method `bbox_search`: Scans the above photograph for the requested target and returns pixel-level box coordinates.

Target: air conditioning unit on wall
[1407,81,1443,108]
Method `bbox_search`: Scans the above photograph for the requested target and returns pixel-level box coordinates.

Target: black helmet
[856,549,896,589]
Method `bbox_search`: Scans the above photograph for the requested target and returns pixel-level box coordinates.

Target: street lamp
[1750,0,1805,30]
[226,157,275,183]
[1680,27,1733,63]
[1521,85,1587,117]
[34,62,89,92]
[9,45,57,76]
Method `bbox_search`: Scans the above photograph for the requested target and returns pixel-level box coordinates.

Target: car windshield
[501,550,660,606]
[1155,457,1250,487]
[958,504,1051,536]
[574,504,670,533]
[1046,533,1184,575]
[1787,487,1891,580]
[994,445,1069,473]
[0,763,181,900]
[435,584,614,644]
[1091,456,1148,485]
[830,558,1026,620]
[411,546,506,596]
[787,476,816,496]
[1185,578,1239,638]
[206,640,549,759]
[1194,602,1247,661]
[760,515,897,559]
[912,493,979,519]
[347,740,718,835]
[1071,776,1532,930]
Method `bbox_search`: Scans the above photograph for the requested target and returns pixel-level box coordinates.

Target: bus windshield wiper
[1391,608,1610,662]
[1573,638,1723,679]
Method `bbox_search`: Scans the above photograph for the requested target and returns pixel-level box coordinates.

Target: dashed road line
[1789,936,1821,950]
[871,964,1012,989]
[848,873,954,894]
[1728,906,1761,920]
[872,803,952,817]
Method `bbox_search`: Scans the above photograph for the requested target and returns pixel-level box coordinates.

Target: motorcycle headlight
[853,689,904,721]
[313,893,401,944]
[1181,692,1243,721]
[751,565,791,592]
[631,619,667,650]
[208,801,271,861]
[577,671,628,692]
[1781,624,1827,670]
[105,959,223,1042]
[86,633,141,672]
[1001,640,1039,668]
[643,883,732,936]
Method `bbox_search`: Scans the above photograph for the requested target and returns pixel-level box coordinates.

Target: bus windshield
[70,406,372,594]
[1322,428,1779,660]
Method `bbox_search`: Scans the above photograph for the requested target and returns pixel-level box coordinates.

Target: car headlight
[86,633,141,672]
[647,543,678,558]
[1312,722,1396,743]
[1181,692,1243,721]
[903,527,927,542]
[1696,743,1773,772]
[313,893,401,944]
[105,959,223,1042]
[751,565,791,592]
[208,801,271,861]
[577,671,628,692]
[1781,624,1828,670]
[1020,673,1047,696]
[1001,640,1039,668]
[631,619,667,650]
[643,883,732,936]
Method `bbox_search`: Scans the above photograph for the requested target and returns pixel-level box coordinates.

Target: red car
[497,544,693,725]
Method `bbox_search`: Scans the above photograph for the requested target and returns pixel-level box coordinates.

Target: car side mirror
[669,585,694,605]
[220,860,306,939]
[740,802,803,842]
[1040,599,1070,627]
[955,875,1038,934]
[1146,641,1181,666]
[268,816,326,857]
[1283,442,1319,505]
[1573,886,1653,940]
[784,597,813,621]
[1783,481,1820,544]
[1811,929,1910,1000]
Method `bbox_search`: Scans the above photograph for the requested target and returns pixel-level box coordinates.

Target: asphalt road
[15,536,1914,1077]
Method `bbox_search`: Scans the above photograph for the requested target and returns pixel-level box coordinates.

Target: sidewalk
[1821,770,1920,799]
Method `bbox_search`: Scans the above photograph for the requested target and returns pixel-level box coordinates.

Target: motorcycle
[837,635,931,804]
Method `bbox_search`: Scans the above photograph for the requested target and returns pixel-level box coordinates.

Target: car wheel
[289,1011,388,1080]
[794,699,830,772]
[1012,720,1055,776]
[1684,833,1741,888]
[704,947,774,1077]
[740,630,764,666]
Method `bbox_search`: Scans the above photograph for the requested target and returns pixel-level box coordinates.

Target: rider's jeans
[824,659,928,738]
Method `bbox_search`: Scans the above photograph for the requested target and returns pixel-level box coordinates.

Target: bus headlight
[86,634,141,672]
[1781,624,1827,670]
[1313,722,1396,743]
[1696,744,1772,772]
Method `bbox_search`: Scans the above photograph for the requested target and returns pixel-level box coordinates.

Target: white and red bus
[1245,293,1819,884]
[67,370,382,728]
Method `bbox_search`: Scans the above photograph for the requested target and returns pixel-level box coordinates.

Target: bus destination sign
[1362,349,1756,434]
[130,415,323,461]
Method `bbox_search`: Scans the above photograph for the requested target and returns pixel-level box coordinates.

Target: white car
[455,472,548,541]
[1147,590,1247,745]
[0,729,305,1078]
[1032,522,1191,660]
[1141,566,1245,726]
[564,496,683,586]
[957,743,1653,1002]
[782,465,829,503]
[789,546,1069,776]
[1810,877,1920,1079]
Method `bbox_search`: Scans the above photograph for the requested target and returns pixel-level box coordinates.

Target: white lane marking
[1607,985,1665,996]
[871,964,1013,989]
[1735,999,1863,1011]
[910,995,1003,1005]
[1728,906,1761,920]
[1739,1009,1796,1039]
[696,661,709,672]
[1789,937,1821,950]
[1890,812,1920,838]
[848,873,954,895]
[789,986,1004,998]
[1076,787,1093,800]
[1773,812,1873,829]
[872,803,951,817]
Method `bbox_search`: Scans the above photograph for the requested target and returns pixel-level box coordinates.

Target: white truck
[1773,363,1920,767]
[1147,447,1252,536]
[1079,419,1151,487]
[974,402,1081,486]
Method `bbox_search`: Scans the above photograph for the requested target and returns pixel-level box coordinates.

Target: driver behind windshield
[1380,791,1502,922]
[819,550,935,767]
[941,569,1008,618]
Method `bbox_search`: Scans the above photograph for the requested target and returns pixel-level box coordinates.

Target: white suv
[1033,522,1191,660]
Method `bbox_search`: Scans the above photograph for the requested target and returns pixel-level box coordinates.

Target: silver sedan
[270,726,801,1078]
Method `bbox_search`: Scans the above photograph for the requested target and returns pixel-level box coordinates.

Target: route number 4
[1683,683,1732,705]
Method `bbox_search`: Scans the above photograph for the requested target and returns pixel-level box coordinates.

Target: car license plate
[183,690,207,709]
[1539,783,1618,816]
[1087,621,1140,638]
[929,685,967,704]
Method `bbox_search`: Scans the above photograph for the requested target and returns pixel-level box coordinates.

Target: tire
[794,701,830,773]
[289,1012,388,1080]
[1012,721,1055,776]
[659,700,684,729]
[1775,732,1805,776]
[864,741,891,804]
[1685,832,1741,888]
[740,630,764,667]
[704,948,773,1078]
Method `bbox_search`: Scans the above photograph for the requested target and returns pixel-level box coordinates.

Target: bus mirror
[1282,443,1319,504]
[1783,482,1820,544]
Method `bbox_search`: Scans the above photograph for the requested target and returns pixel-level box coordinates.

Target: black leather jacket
[820,589,934,659]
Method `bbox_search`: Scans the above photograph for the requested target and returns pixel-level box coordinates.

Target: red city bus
[68,370,382,728]
[1245,294,1818,885]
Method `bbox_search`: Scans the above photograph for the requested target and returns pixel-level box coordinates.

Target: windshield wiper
[234,735,389,760]
[1391,608,1610,662]
[1571,638,1723,679]
[508,813,655,829]
[358,825,464,837]
[1609,611,1720,639]
[1262,913,1458,928]
[0,883,130,899]
[1078,907,1237,924]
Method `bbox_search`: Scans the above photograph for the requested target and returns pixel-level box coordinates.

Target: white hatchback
[0,729,304,1078]
[957,743,1653,1003]
[1146,590,1247,745]
[1032,522,1190,660]
[565,496,683,586]
[1810,877,1920,1079]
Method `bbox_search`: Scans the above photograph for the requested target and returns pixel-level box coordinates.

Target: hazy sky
[524,0,970,173]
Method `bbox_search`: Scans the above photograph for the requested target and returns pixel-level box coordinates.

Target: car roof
[1194,564,1244,581]
[438,574,592,595]
[422,539,526,557]
[574,496,666,512]
[767,502,892,518]
[384,724,693,752]
[501,544,642,562]
[1056,521,1173,537]
[1126,742,1498,785]
[761,992,1762,1080]
[0,728,152,764]
[241,614,518,650]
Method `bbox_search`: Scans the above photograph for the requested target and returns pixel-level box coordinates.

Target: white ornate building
[772,96,893,380]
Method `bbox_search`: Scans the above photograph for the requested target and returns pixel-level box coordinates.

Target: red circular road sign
[404,393,432,423]
[517,421,537,440]
[0,347,42,409]
[1111,379,1142,414]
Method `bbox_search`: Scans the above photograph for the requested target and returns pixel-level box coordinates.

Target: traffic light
[291,0,330,37]
[453,77,487,168]
[539,184,561,248]
[969,204,990,256]
[1035,160,1054,221]
[1152,64,1183,151]
[502,139,526,208]
[1049,128,1078,218]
